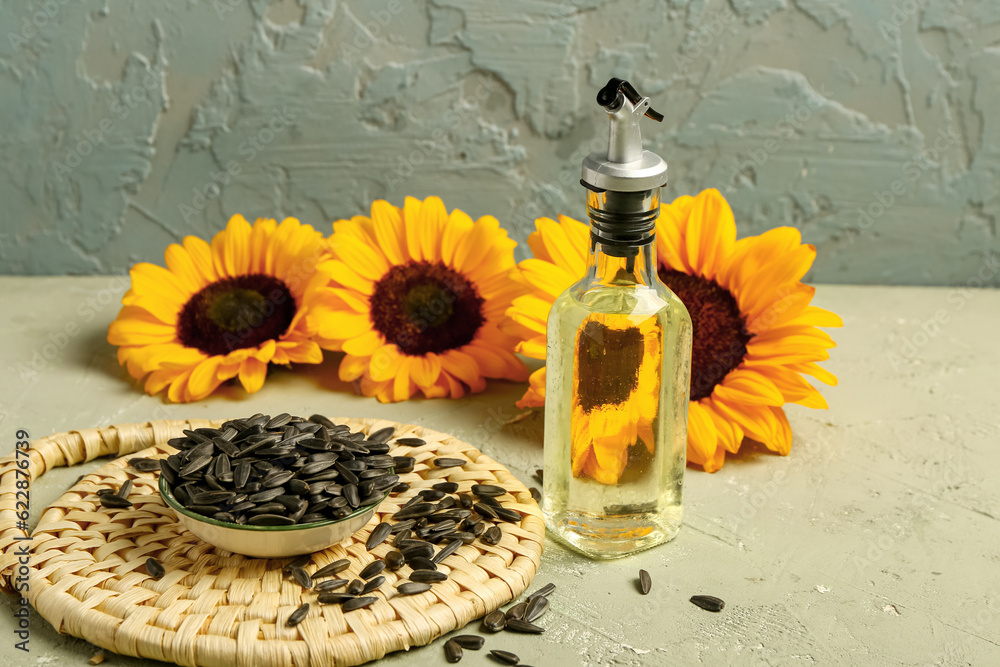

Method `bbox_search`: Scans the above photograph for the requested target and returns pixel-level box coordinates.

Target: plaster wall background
[1,0,998,285]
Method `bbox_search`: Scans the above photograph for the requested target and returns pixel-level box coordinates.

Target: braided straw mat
[0,418,544,667]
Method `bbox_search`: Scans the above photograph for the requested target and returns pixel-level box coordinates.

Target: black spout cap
[596,77,663,122]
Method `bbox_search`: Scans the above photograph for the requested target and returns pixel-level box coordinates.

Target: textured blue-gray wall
[1,0,998,285]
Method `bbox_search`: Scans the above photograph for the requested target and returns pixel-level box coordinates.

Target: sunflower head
[504,189,842,472]
[310,196,528,402]
[108,215,327,402]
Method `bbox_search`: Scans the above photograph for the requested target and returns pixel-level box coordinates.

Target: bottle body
[542,238,692,559]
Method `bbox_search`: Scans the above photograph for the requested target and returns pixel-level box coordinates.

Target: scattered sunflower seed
[289,566,313,589]
[482,526,502,545]
[505,618,544,634]
[451,635,484,650]
[361,576,385,595]
[347,579,365,595]
[359,560,386,580]
[286,602,309,627]
[505,602,527,621]
[385,551,405,570]
[524,595,549,622]
[342,596,377,612]
[433,458,465,468]
[527,582,555,599]
[314,578,348,591]
[366,522,392,551]
[317,591,355,604]
[312,558,351,579]
[529,487,541,503]
[129,458,160,473]
[100,494,133,509]
[639,569,651,595]
[444,639,463,663]
[471,484,506,497]
[145,557,165,579]
[489,649,520,664]
[482,610,506,632]
[690,595,725,612]
[397,581,432,595]
[409,569,448,583]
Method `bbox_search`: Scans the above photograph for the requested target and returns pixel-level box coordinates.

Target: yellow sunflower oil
[542,78,693,558]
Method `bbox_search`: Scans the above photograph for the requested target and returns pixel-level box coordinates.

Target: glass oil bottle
[543,78,693,558]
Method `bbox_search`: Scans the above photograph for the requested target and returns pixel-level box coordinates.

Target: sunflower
[503,189,841,472]
[107,215,327,402]
[309,196,528,402]
[570,313,661,484]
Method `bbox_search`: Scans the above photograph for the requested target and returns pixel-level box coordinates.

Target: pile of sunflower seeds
[150,413,403,526]
[110,413,535,627]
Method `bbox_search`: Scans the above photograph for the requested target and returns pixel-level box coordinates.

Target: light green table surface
[0,277,998,666]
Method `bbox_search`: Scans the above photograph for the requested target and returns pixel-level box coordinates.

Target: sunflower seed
[266,413,292,430]
[394,502,435,520]
[401,543,435,560]
[433,539,463,564]
[390,520,415,534]
[482,526,502,545]
[529,487,541,503]
[361,576,385,595]
[524,595,549,622]
[527,582,555,599]
[100,494,133,509]
[397,582,432,595]
[249,487,285,504]
[289,566,313,589]
[347,579,365,595]
[315,578,348,591]
[409,569,448,583]
[158,459,177,485]
[309,414,338,429]
[344,484,360,508]
[367,426,395,443]
[191,490,233,505]
[248,502,285,516]
[385,551,405,570]
[533,468,543,484]
[482,610,506,632]
[317,591,355,604]
[262,469,295,489]
[639,569,651,595]
[450,635,484,650]
[433,458,465,468]
[312,558,351,579]
[395,437,426,446]
[408,556,437,571]
[432,481,459,493]
[444,639,463,663]
[343,596,378,612]
[145,557,165,579]
[179,455,212,477]
[116,479,133,498]
[473,502,499,519]
[690,595,725,612]
[212,511,235,523]
[494,507,521,523]
[419,489,445,502]
[365,522,392,551]
[248,514,295,526]
[505,602,526,621]
[286,602,309,626]
[505,618,544,634]
[359,560,386,580]
[471,484,505,497]
[489,649,519,664]
[129,458,160,473]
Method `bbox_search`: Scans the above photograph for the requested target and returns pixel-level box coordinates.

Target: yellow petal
[238,357,268,394]
[339,353,369,382]
[370,200,407,265]
[343,329,383,356]
[685,189,736,281]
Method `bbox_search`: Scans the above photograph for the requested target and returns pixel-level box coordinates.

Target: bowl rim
[158,473,390,532]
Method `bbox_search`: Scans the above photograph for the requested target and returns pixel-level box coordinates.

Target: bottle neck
[586,236,658,287]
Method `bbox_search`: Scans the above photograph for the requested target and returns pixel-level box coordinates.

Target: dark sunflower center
[575,321,644,411]
[177,274,296,356]
[658,268,752,401]
[370,261,484,355]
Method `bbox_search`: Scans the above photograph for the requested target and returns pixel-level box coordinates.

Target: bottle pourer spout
[581,78,667,193]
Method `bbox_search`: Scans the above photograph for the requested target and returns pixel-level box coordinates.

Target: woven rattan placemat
[0,418,543,666]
